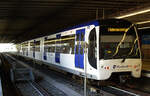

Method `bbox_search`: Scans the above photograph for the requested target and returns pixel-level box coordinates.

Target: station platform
[142,60,150,77]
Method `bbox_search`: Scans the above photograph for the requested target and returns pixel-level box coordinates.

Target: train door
[75,29,85,69]
[55,34,61,63]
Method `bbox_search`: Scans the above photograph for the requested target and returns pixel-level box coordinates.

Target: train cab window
[88,28,97,69]
[99,25,140,59]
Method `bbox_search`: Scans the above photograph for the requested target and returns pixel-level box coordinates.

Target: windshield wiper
[121,25,140,61]
[112,24,134,58]
[128,38,138,56]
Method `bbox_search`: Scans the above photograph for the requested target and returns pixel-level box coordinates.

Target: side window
[16,44,21,52]
[44,38,56,53]
[22,42,28,52]
[56,34,61,53]
[30,42,34,51]
[61,35,75,54]
[88,28,97,69]
[44,35,75,54]
[35,41,40,52]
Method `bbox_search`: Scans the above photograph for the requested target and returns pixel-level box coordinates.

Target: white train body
[16,19,142,80]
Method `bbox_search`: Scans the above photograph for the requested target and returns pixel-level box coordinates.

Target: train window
[16,44,21,52]
[23,42,28,47]
[44,46,48,52]
[75,34,80,54]
[81,32,84,41]
[50,46,55,52]
[44,46,55,52]
[30,42,34,51]
[56,44,61,53]
[70,39,75,54]
[80,42,84,55]
[56,35,61,53]
[44,35,75,54]
[75,44,79,54]
[61,45,69,53]
[35,41,40,52]
[88,28,97,69]
[80,32,84,55]
[21,42,28,55]
[44,38,56,52]
[61,35,75,54]
[76,34,80,41]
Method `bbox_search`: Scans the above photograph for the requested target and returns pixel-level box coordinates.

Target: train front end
[98,19,142,80]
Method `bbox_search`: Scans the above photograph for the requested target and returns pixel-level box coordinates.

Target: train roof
[20,19,133,44]
[99,19,132,27]
[62,20,99,32]
[62,19,132,31]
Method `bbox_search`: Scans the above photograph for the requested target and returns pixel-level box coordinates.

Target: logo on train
[113,65,128,69]
[113,65,116,69]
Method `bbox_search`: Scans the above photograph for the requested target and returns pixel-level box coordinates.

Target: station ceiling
[0,0,150,43]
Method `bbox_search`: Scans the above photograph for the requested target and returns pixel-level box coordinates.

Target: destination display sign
[108,28,128,32]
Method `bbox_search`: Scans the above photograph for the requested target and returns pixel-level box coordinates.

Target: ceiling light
[138,26,150,30]
[136,20,150,24]
[116,9,150,19]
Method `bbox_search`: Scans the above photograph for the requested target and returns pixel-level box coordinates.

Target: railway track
[100,86,139,96]
[1,53,51,96]
[30,81,51,96]
[16,81,51,96]
[0,54,23,96]
[2,53,68,96]
[4,53,150,96]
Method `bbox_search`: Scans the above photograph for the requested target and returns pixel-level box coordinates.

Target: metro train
[16,19,142,80]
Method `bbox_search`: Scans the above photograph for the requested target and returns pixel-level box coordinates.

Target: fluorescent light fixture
[116,8,150,19]
[138,26,150,30]
[136,20,150,24]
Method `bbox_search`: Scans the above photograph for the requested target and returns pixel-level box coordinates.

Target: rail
[29,81,51,96]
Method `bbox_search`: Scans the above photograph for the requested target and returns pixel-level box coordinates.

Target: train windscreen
[99,22,140,60]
